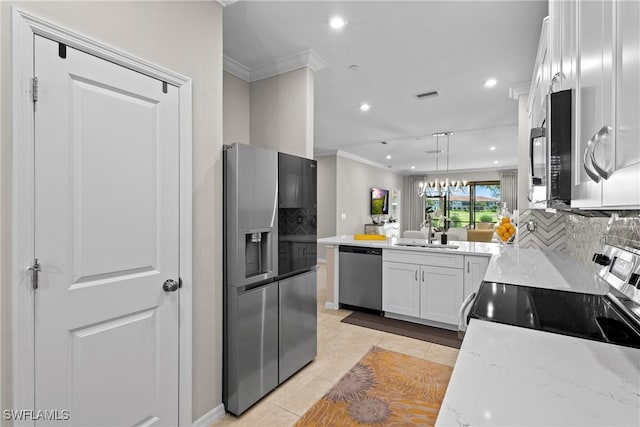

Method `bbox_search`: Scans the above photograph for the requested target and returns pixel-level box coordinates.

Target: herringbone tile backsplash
[518,209,566,251]
[518,209,640,268]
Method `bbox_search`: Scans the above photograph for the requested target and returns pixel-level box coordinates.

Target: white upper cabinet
[572,0,614,208]
[569,0,639,209]
[560,0,577,90]
[529,18,551,130]
[549,0,577,91]
[603,0,640,207]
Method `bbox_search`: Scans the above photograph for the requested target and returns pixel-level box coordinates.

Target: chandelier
[417,132,468,198]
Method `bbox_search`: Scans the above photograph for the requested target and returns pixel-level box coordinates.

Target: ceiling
[223,1,548,174]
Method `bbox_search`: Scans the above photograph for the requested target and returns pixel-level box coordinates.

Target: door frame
[11,8,193,425]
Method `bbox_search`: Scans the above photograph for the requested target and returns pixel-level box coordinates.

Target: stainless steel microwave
[529,89,572,208]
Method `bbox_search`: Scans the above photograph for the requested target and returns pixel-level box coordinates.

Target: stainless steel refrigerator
[223,143,317,416]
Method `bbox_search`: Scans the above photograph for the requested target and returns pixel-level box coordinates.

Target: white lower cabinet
[419,266,463,325]
[382,250,487,327]
[464,255,490,299]
[382,261,420,317]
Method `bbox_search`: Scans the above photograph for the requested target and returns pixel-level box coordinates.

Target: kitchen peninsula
[317,236,501,330]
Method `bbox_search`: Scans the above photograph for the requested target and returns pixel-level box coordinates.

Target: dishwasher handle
[339,245,382,256]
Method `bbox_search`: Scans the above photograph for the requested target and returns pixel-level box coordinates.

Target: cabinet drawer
[384,249,463,269]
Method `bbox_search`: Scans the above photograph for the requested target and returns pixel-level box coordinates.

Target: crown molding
[336,150,391,172]
[249,49,329,82]
[224,49,329,83]
[223,55,251,81]
[313,148,338,158]
[509,81,530,100]
[217,0,238,7]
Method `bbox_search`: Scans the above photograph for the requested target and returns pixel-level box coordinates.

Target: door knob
[163,279,179,292]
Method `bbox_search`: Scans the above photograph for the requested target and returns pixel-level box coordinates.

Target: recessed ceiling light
[484,78,498,88]
[359,103,371,112]
[386,155,392,160]
[411,166,416,170]
[489,146,496,151]
[494,160,499,164]
[329,16,347,30]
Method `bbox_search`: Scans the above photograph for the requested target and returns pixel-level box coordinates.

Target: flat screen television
[371,187,389,215]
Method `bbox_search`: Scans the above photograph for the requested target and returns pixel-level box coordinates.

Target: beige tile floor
[213,263,459,427]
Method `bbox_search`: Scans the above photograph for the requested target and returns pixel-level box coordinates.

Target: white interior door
[33,35,179,426]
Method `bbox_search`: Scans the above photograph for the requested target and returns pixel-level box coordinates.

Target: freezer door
[279,270,317,383]
[228,282,279,415]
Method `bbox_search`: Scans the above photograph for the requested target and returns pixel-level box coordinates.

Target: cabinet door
[560,0,577,90]
[573,0,614,208]
[550,0,577,91]
[549,0,563,92]
[419,266,463,325]
[603,0,640,208]
[382,262,420,317]
[291,242,307,272]
[464,256,490,299]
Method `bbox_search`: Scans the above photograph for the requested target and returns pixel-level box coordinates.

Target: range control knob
[629,273,640,289]
[592,253,611,266]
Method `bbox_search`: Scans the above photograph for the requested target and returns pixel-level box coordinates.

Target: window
[425,181,500,229]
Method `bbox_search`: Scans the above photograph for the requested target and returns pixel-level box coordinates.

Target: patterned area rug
[295,346,453,426]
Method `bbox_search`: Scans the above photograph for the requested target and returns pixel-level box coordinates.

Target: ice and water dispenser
[244,229,273,278]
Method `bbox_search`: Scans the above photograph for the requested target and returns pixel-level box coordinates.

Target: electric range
[468,244,640,348]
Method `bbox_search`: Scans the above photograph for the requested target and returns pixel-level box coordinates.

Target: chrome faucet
[424,206,434,243]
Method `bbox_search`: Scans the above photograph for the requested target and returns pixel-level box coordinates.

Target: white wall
[316,155,337,259]
[0,2,223,422]
[335,155,404,235]
[223,71,250,146]
[250,68,314,158]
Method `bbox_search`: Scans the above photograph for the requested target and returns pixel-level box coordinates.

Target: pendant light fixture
[417,132,468,198]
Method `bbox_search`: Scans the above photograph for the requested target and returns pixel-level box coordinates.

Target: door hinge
[32,77,38,102]
[27,258,42,290]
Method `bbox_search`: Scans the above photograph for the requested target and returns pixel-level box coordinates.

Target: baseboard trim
[324,301,338,310]
[192,403,226,427]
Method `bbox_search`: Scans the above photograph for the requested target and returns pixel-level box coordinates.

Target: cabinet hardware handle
[549,72,564,92]
[583,132,602,183]
[415,270,418,281]
[467,262,470,273]
[590,125,612,180]
[458,291,477,337]
[422,271,425,282]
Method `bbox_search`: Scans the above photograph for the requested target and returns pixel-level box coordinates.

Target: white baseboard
[324,301,338,310]
[192,403,226,427]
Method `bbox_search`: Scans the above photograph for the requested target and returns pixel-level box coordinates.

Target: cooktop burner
[469,282,640,349]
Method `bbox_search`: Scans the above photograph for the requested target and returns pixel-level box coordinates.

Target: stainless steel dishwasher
[339,246,383,312]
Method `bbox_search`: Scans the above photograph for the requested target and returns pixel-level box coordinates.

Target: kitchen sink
[394,242,460,249]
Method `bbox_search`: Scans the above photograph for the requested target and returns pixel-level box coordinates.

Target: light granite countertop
[437,246,638,426]
[483,245,610,294]
[317,235,500,257]
[436,320,640,427]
